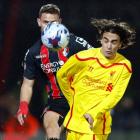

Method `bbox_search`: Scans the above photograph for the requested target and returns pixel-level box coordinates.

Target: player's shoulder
[69,33,93,48]
[69,33,78,41]
[75,48,98,60]
[117,53,131,66]
[116,53,132,72]
[69,33,87,45]
[25,39,42,56]
[24,39,42,60]
[69,33,81,45]
[29,39,42,52]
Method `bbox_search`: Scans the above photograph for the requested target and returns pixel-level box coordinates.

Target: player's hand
[84,113,94,130]
[16,101,29,125]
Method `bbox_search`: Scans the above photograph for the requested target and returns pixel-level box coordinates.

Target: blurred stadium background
[0,0,140,139]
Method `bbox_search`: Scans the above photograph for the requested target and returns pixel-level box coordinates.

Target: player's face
[37,13,61,32]
[100,32,122,59]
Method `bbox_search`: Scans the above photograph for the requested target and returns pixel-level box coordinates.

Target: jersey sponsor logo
[41,60,64,73]
[58,60,65,65]
[82,75,114,91]
[82,75,107,90]
[35,54,47,59]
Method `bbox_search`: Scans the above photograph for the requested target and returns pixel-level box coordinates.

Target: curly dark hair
[91,19,136,49]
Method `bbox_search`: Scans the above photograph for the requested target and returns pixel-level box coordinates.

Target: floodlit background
[0,0,140,139]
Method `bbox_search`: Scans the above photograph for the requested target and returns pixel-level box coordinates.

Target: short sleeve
[23,49,37,79]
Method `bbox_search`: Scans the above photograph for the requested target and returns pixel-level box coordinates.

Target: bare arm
[20,77,35,103]
[17,77,35,125]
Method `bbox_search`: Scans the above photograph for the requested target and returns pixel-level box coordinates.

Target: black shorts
[43,97,70,118]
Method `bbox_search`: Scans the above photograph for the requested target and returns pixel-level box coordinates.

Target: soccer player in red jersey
[16,4,93,140]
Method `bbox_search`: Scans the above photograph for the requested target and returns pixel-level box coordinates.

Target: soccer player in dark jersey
[16,4,93,140]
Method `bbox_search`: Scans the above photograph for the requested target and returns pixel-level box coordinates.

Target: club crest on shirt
[110,71,116,77]
[62,47,69,57]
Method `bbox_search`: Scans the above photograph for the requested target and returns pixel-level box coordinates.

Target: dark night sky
[0,0,139,95]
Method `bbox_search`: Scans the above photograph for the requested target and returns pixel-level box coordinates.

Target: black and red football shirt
[23,33,93,99]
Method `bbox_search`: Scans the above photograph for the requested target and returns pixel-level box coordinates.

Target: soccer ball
[41,22,70,50]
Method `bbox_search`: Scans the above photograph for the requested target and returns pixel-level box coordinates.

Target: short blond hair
[39,4,60,17]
